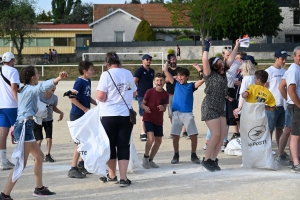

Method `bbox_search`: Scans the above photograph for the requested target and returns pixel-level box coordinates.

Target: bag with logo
[240,102,278,170]
[224,137,242,156]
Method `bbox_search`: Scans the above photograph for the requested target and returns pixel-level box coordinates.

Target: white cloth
[265,66,286,106]
[67,105,110,175]
[0,65,20,108]
[33,97,48,125]
[239,37,250,48]
[226,60,242,88]
[286,63,300,104]
[11,120,26,183]
[239,75,255,101]
[224,137,242,156]
[240,102,278,170]
[96,68,137,116]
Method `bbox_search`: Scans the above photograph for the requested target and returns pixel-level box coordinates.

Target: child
[0,66,68,199]
[33,85,64,162]
[67,61,97,179]
[44,52,49,64]
[141,73,169,169]
[163,61,204,164]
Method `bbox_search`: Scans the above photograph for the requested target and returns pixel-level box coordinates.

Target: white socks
[0,149,8,163]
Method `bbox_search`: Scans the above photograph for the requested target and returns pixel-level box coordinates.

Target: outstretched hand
[59,71,68,80]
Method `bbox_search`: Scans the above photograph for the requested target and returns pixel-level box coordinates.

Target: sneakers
[44,154,55,162]
[230,132,240,140]
[68,168,86,178]
[203,143,207,150]
[142,157,150,169]
[191,154,201,164]
[149,160,159,168]
[119,179,131,187]
[283,151,290,159]
[78,166,91,174]
[140,133,147,141]
[276,154,289,166]
[201,157,215,172]
[182,132,188,137]
[32,186,56,197]
[211,158,221,171]
[99,174,118,183]
[171,155,179,164]
[291,164,300,173]
[0,192,13,200]
[0,160,15,170]
[221,145,226,152]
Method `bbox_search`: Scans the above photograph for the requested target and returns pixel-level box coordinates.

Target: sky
[36,0,147,13]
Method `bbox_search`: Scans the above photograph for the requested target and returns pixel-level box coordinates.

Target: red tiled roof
[37,24,90,29]
[93,4,190,27]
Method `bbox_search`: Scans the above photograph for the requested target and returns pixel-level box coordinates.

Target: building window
[36,38,51,47]
[0,39,10,47]
[285,35,300,43]
[294,10,300,24]
[115,31,124,42]
[53,38,75,46]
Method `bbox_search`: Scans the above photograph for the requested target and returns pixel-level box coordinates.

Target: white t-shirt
[286,63,300,104]
[226,60,242,88]
[265,66,286,106]
[97,68,137,116]
[0,65,20,108]
[239,75,255,102]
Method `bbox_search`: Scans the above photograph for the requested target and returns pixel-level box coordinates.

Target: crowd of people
[1,43,300,199]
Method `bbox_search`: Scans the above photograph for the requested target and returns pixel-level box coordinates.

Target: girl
[1,66,68,199]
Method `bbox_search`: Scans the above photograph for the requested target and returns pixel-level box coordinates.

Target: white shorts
[170,111,198,136]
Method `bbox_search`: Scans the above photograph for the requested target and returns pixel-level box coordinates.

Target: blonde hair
[241,60,255,77]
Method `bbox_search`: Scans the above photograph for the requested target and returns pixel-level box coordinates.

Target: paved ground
[1,81,299,200]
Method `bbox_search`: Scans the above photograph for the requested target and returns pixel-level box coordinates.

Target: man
[265,50,288,150]
[286,46,300,173]
[176,45,181,61]
[0,52,19,170]
[134,54,155,141]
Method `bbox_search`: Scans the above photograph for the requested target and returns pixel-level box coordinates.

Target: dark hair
[155,73,166,79]
[78,61,93,75]
[177,68,190,76]
[20,65,36,85]
[106,52,121,66]
[167,54,176,61]
[255,70,268,84]
[208,57,229,75]
[240,51,247,58]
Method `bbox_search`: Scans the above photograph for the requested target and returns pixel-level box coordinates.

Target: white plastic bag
[34,97,48,125]
[224,137,242,156]
[240,102,278,170]
[67,105,110,175]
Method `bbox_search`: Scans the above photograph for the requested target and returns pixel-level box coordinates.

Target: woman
[96,52,137,187]
[201,39,239,172]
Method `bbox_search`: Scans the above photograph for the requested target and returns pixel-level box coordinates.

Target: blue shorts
[266,106,285,131]
[0,108,17,127]
[144,121,163,137]
[70,113,84,121]
[14,119,36,142]
[137,96,144,117]
[285,108,291,128]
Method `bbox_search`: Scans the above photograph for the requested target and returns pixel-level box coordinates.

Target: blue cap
[274,49,290,58]
[241,55,257,65]
[142,54,152,60]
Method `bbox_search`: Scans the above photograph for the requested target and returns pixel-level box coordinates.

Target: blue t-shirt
[70,77,91,116]
[134,66,155,97]
[172,80,197,113]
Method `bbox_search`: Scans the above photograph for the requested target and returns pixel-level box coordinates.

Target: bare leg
[0,127,9,163]
[71,145,80,167]
[233,125,239,133]
[205,118,221,160]
[172,135,180,152]
[107,159,117,178]
[36,140,42,148]
[270,131,273,140]
[212,117,227,159]
[140,117,146,133]
[118,160,129,180]
[30,142,44,188]
[275,127,283,149]
[278,127,291,155]
[190,134,198,153]
[149,137,162,160]
[46,138,52,155]
[145,132,155,156]
[290,135,300,166]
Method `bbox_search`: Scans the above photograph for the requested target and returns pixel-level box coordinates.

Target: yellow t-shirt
[245,84,276,107]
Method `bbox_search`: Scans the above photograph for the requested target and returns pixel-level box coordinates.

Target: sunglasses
[146,58,152,61]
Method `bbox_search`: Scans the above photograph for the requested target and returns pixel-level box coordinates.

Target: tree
[130,0,141,4]
[149,0,164,3]
[134,19,156,41]
[61,2,93,24]
[37,10,52,22]
[0,0,37,64]
[51,0,81,24]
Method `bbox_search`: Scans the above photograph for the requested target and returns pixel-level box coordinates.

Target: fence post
[42,66,44,77]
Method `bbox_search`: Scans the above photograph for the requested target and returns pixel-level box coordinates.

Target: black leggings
[100,116,133,160]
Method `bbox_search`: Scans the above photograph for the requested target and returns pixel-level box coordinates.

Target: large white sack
[224,137,242,156]
[240,102,278,170]
[67,105,110,175]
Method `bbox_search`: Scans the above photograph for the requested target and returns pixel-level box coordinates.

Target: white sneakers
[0,160,15,170]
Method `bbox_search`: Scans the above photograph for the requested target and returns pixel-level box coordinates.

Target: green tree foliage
[0,0,37,64]
[51,0,81,24]
[134,19,156,41]
[149,0,164,3]
[130,0,141,4]
[61,2,93,24]
[37,10,52,22]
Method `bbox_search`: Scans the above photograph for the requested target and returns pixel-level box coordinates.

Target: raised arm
[163,61,174,84]
[192,63,204,88]
[226,39,240,67]
[202,39,212,77]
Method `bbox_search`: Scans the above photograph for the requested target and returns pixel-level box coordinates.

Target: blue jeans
[266,106,285,131]
[137,96,144,117]
[14,119,35,142]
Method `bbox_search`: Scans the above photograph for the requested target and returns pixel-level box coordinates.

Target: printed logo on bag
[75,138,81,145]
[248,125,265,141]
[79,151,87,155]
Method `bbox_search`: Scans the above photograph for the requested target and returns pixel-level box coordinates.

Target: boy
[163,61,204,164]
[141,73,169,169]
[237,70,276,112]
[67,61,97,178]
[33,85,64,162]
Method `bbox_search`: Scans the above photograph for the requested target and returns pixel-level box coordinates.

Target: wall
[15,53,79,65]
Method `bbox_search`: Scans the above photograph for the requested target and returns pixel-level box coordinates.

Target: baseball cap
[142,54,152,60]
[1,52,15,63]
[241,55,257,65]
[274,49,290,58]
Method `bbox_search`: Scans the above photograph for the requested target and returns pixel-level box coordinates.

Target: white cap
[1,52,15,63]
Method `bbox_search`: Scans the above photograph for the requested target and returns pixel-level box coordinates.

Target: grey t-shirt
[39,93,58,122]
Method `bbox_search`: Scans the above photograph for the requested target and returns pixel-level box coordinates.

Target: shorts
[33,120,53,140]
[266,106,285,131]
[170,111,198,136]
[137,96,144,116]
[0,108,17,127]
[144,121,163,137]
[285,108,291,128]
[14,119,36,142]
[167,95,174,118]
[287,104,300,136]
